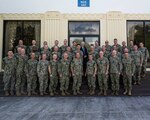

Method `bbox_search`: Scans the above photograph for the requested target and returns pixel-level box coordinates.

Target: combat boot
[40,92,44,96]
[104,90,107,96]
[32,91,38,95]
[21,91,27,95]
[65,90,70,95]
[115,91,119,96]
[98,90,103,95]
[5,91,9,96]
[90,89,95,95]
[128,90,132,96]
[77,90,82,95]
[123,89,128,95]
[10,91,14,96]
[73,90,77,95]
[16,91,21,96]
[61,91,66,96]
[50,92,54,96]
[28,92,31,96]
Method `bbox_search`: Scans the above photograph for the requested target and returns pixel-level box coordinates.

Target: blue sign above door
[78,0,90,7]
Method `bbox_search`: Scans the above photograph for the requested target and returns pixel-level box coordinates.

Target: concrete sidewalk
[0,96,150,120]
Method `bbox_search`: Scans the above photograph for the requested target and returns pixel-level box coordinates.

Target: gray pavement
[0,96,150,120]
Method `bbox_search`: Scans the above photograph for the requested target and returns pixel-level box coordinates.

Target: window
[3,20,41,57]
[127,20,150,52]
[68,21,100,46]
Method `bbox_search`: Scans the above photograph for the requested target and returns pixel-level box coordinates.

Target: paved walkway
[0,96,150,120]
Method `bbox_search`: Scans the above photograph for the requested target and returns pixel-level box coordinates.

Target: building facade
[0,11,150,71]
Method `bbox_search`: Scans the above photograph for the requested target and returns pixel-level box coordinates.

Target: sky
[0,0,150,13]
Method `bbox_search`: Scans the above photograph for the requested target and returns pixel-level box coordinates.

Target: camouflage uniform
[71,46,77,53]
[128,45,134,53]
[15,55,28,94]
[111,44,122,52]
[88,51,98,61]
[14,45,26,53]
[122,57,135,94]
[105,45,111,53]
[49,60,58,93]
[40,47,51,52]
[96,57,109,92]
[138,47,149,76]
[41,50,51,61]
[71,59,83,93]
[60,45,68,54]
[109,56,122,94]
[25,59,38,94]
[65,52,73,63]
[131,51,143,84]
[86,60,96,91]
[28,45,39,55]
[50,51,61,61]
[37,60,49,94]
[3,57,16,92]
[58,59,70,92]
[95,46,101,53]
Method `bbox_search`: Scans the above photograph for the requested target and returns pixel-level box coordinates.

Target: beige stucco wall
[0,11,150,71]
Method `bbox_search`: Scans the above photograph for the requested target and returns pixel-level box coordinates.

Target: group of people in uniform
[2,38,149,96]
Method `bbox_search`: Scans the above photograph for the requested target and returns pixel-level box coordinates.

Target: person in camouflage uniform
[73,44,83,61]
[131,45,143,85]
[60,39,68,54]
[71,52,83,95]
[48,54,59,96]
[28,40,39,54]
[50,46,61,61]
[40,41,51,52]
[109,50,122,95]
[14,47,22,58]
[3,51,17,96]
[139,42,149,77]
[128,40,134,53]
[88,45,98,61]
[51,40,60,52]
[94,40,101,53]
[105,40,111,53]
[14,40,26,53]
[101,45,110,59]
[58,52,70,96]
[40,45,51,61]
[15,48,28,96]
[122,52,135,96]
[111,38,122,52]
[71,41,77,54]
[65,46,73,63]
[25,52,38,96]
[121,41,128,54]
[37,54,49,96]
[86,54,97,95]
[96,51,109,96]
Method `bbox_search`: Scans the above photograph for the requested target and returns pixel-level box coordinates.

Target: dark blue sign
[78,0,90,7]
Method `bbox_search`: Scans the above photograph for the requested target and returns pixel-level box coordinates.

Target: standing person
[37,54,49,96]
[80,42,88,74]
[48,54,59,96]
[40,41,51,52]
[88,45,98,61]
[131,45,143,85]
[71,41,77,53]
[109,50,122,95]
[60,39,68,54]
[15,48,28,96]
[28,40,39,54]
[51,40,60,52]
[71,52,83,95]
[58,52,70,96]
[50,46,61,61]
[25,52,38,96]
[40,45,51,61]
[85,54,97,95]
[105,40,111,53]
[14,40,26,53]
[122,52,135,96]
[139,42,149,77]
[121,41,128,54]
[3,51,17,96]
[66,46,73,63]
[96,51,109,96]
[128,40,134,53]
[94,40,101,53]
[111,38,121,52]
